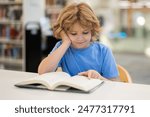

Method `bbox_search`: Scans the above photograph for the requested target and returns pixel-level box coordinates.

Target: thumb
[78,71,88,76]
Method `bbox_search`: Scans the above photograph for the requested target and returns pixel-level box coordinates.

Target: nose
[77,34,84,40]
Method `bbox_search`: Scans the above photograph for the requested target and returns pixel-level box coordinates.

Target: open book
[15,72,104,93]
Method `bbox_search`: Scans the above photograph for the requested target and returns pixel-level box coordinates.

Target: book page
[15,72,71,90]
[53,75,104,92]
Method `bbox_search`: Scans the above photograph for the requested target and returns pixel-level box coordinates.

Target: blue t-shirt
[50,41,118,79]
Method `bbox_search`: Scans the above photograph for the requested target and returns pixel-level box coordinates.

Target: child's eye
[83,32,89,34]
[71,33,77,35]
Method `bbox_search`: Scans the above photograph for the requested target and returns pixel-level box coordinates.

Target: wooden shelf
[0,57,22,66]
[0,1,22,5]
[0,38,22,46]
[0,19,22,25]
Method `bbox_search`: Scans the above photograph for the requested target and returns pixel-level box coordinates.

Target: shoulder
[92,42,113,58]
[92,41,110,52]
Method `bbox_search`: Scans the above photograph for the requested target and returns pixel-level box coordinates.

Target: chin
[74,44,89,48]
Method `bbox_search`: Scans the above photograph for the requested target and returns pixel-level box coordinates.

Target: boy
[38,3,118,81]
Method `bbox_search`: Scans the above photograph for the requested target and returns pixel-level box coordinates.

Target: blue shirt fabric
[50,41,119,79]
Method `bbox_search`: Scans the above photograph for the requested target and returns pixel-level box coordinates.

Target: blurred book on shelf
[0,0,23,71]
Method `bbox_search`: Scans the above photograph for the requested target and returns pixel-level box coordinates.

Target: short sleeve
[50,41,62,54]
[101,47,119,79]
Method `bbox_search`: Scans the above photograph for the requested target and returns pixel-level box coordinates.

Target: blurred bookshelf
[45,0,66,26]
[0,0,23,71]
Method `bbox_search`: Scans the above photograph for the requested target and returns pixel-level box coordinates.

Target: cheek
[85,34,92,40]
[68,35,76,41]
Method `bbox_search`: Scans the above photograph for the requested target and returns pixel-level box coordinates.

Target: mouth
[75,41,87,44]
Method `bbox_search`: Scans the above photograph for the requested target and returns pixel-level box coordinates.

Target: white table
[0,69,150,100]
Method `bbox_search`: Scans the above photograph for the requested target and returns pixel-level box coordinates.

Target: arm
[38,31,71,74]
[78,70,118,81]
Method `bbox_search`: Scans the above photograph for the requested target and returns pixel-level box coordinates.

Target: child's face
[67,23,92,48]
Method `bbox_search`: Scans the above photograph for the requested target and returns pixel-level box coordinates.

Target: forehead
[69,23,88,32]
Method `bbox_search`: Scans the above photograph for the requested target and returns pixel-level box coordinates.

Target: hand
[60,30,71,45]
[78,70,103,79]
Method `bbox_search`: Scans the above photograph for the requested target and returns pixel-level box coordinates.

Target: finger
[90,74,97,79]
[94,75,100,79]
[78,72,90,79]
[88,71,99,79]
[78,72,88,76]
[88,71,93,79]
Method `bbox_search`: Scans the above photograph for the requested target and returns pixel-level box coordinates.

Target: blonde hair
[53,3,101,40]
